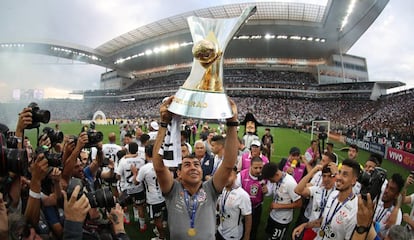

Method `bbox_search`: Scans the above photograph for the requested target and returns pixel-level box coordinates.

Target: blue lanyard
[322,192,353,230]
[375,205,393,222]
[273,173,285,203]
[184,189,199,228]
[318,188,334,219]
[220,188,233,215]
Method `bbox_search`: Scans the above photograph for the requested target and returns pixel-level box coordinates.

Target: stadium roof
[0,0,389,73]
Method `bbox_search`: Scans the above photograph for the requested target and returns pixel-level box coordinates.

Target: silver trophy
[168,6,257,119]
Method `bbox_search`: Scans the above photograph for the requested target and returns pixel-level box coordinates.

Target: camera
[0,127,29,177]
[66,178,115,209]
[42,127,64,147]
[318,126,327,141]
[71,131,103,148]
[0,147,29,177]
[359,167,387,201]
[26,102,51,129]
[86,131,103,148]
[35,146,62,168]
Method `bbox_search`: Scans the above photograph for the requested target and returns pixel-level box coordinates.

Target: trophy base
[168,87,232,119]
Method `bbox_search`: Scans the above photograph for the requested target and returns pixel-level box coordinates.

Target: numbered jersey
[102,143,123,167]
[115,156,145,194]
[137,162,164,205]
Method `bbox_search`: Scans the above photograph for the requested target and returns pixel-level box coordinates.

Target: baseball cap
[289,147,301,155]
[251,140,261,147]
[150,121,159,131]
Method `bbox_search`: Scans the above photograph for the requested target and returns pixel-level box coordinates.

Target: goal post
[311,120,330,141]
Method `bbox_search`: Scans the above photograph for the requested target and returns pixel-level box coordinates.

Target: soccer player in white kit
[115,142,146,230]
[217,166,252,240]
[136,145,167,240]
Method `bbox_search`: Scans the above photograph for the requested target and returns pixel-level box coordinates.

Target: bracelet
[226,121,239,127]
[29,190,42,199]
[160,122,169,128]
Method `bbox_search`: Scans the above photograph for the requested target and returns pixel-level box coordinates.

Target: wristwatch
[355,225,370,234]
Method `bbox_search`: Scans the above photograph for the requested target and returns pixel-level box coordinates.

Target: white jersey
[217,187,252,240]
[102,143,123,166]
[137,146,145,161]
[373,199,402,237]
[408,193,414,231]
[115,155,145,194]
[136,162,164,205]
[315,190,357,240]
[268,173,301,224]
[310,171,323,187]
[307,186,336,223]
[148,131,158,141]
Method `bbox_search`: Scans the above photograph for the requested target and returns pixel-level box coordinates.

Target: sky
[0,0,412,101]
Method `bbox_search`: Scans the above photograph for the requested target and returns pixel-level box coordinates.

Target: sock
[139,218,146,228]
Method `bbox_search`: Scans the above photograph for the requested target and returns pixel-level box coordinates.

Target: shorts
[128,191,146,205]
[265,216,289,240]
[146,202,166,219]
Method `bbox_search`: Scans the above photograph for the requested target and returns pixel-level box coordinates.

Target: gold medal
[319,230,325,237]
[187,228,197,237]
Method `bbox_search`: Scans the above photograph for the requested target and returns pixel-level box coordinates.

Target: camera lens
[86,187,115,208]
[0,147,28,177]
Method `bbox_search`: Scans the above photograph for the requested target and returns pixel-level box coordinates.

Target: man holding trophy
[153,6,257,239]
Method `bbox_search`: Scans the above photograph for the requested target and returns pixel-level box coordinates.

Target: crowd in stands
[1,87,413,146]
[1,100,413,240]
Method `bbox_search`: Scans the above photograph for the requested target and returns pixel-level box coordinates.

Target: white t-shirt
[136,162,164,205]
[308,186,336,222]
[115,155,145,194]
[217,187,252,240]
[268,173,301,224]
[315,190,357,240]
[373,199,402,237]
[102,143,123,166]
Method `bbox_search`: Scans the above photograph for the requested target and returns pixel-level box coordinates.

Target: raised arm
[213,98,239,192]
[295,164,322,197]
[153,96,174,194]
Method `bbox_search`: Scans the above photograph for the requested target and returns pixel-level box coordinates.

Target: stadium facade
[0,0,403,102]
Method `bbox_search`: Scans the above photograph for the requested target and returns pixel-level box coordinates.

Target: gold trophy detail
[169,6,257,119]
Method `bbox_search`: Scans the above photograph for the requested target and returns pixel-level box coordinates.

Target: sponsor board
[386,147,414,171]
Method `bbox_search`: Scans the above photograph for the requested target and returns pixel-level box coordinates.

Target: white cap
[150,121,159,131]
[251,140,261,147]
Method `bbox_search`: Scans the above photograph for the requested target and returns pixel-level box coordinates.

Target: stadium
[1,0,414,239]
[0,0,412,146]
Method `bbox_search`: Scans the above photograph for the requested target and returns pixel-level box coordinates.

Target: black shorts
[128,191,146,205]
[265,216,289,240]
[146,202,166,219]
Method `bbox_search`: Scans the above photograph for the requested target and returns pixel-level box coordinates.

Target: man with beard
[372,173,404,239]
[294,159,360,240]
[293,165,337,239]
